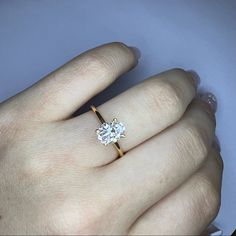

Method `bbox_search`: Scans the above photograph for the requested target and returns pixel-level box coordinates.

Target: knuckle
[178,124,208,166]
[48,199,109,235]
[0,110,21,142]
[22,155,51,179]
[160,83,185,118]
[195,175,221,220]
[16,128,57,178]
[81,42,134,78]
[49,204,84,234]
[83,52,112,77]
[104,42,137,70]
[159,81,183,109]
[0,117,10,137]
[142,79,184,120]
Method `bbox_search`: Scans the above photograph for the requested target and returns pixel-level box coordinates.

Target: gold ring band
[90,105,124,157]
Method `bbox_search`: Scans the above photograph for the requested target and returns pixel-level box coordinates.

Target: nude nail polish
[204,224,223,236]
[199,92,217,113]
[187,70,201,87]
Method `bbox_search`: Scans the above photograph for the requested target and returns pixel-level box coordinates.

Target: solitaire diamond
[96,118,125,145]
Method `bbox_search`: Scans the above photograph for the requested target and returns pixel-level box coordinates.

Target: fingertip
[198,92,217,113]
[128,46,141,60]
[186,70,201,88]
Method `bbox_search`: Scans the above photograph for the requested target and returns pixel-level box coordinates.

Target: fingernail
[129,46,141,59]
[198,92,217,113]
[186,70,201,87]
[205,224,223,236]
[213,136,221,152]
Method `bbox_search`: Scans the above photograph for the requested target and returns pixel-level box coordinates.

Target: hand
[0,42,223,235]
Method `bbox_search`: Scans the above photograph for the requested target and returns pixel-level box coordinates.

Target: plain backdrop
[0,0,235,234]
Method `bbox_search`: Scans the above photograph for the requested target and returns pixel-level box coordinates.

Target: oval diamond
[96,118,125,145]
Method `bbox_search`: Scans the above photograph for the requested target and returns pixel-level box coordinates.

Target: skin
[0,42,223,235]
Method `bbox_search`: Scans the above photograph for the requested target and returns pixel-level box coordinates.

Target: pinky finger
[128,145,223,235]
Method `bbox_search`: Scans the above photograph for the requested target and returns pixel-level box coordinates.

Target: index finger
[1,42,138,122]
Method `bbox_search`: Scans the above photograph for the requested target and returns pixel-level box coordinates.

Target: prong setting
[95,118,125,145]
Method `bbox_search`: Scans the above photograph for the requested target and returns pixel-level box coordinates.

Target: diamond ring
[90,105,125,157]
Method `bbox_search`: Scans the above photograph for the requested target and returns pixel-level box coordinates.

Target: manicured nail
[205,224,223,236]
[213,136,221,152]
[186,70,201,87]
[199,92,217,113]
[129,46,141,59]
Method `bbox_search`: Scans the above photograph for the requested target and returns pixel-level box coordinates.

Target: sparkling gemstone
[96,118,125,145]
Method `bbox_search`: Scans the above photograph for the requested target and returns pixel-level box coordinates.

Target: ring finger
[62,68,197,166]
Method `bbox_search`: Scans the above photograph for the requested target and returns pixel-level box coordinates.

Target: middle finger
[102,98,216,226]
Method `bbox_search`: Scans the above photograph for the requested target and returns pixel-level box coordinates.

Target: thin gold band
[90,105,124,157]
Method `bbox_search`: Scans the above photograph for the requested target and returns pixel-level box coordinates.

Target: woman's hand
[0,42,223,235]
